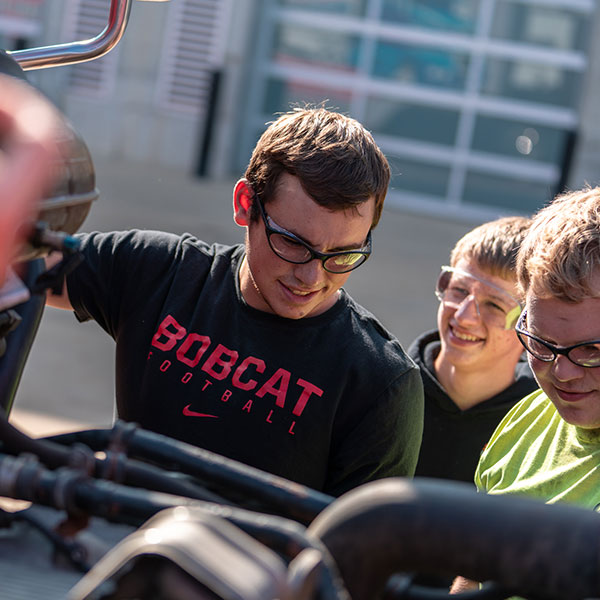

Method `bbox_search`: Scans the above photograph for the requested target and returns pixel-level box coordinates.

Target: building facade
[2,0,599,220]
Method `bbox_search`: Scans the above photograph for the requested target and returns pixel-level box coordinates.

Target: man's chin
[551,397,600,429]
[266,295,314,319]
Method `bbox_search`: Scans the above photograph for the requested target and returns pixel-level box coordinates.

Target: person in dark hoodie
[410,215,538,484]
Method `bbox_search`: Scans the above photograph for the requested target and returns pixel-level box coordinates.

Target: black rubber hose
[0,454,347,600]
[0,451,321,560]
[0,418,228,504]
[5,507,91,572]
[95,452,231,505]
[0,411,72,467]
[44,428,110,451]
[308,478,600,600]
[7,417,328,522]
[49,423,334,525]
[73,481,349,600]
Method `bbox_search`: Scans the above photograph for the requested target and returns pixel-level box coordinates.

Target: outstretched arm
[44,251,73,310]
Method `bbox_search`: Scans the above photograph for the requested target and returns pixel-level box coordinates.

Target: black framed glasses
[515,309,600,368]
[255,194,372,274]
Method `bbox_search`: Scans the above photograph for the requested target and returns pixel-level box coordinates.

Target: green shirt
[476,389,600,511]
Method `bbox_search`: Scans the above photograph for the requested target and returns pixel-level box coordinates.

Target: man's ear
[233,179,253,227]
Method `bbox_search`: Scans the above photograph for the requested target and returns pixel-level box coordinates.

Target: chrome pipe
[8,0,132,71]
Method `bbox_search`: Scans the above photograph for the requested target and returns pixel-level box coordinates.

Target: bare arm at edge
[44,252,73,310]
[450,576,479,594]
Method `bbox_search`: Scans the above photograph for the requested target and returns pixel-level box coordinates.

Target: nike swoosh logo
[183,404,219,418]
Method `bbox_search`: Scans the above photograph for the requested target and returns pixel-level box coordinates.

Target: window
[373,41,469,90]
[389,156,451,197]
[365,97,459,146]
[277,0,366,16]
[263,78,351,114]
[463,171,554,213]
[242,0,595,217]
[481,57,583,108]
[491,3,590,51]
[471,116,570,164]
[272,23,361,71]
[381,0,479,33]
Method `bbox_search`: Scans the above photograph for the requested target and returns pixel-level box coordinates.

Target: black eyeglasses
[255,194,371,274]
[515,309,600,368]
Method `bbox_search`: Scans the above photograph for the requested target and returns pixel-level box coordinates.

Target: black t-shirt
[67,230,424,496]
[409,330,538,484]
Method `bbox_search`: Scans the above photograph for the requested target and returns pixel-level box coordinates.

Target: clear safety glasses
[435,265,522,330]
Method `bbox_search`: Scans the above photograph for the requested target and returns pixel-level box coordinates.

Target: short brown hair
[450,215,532,281]
[244,107,390,228]
[517,186,600,302]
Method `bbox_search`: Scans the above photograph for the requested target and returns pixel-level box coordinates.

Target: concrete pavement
[11,156,478,435]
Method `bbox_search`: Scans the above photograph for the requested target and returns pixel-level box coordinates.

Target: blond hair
[450,216,532,282]
[517,186,600,302]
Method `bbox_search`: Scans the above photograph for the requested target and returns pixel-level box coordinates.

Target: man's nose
[552,354,585,382]
[454,295,481,322]
[294,258,323,286]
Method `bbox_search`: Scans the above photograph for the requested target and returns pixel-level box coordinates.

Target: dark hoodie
[409,329,538,484]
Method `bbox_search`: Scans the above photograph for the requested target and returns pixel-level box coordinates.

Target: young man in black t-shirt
[46,107,424,497]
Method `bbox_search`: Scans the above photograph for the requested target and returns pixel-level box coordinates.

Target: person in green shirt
[452,186,600,594]
[475,187,600,509]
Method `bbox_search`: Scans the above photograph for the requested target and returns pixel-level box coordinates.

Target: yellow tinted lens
[325,253,364,272]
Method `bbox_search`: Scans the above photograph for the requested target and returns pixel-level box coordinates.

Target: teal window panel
[491,3,590,52]
[373,41,469,90]
[277,0,367,16]
[481,58,583,109]
[472,115,570,164]
[365,97,459,146]
[262,78,352,116]
[272,23,361,71]
[381,0,479,34]
[388,156,451,197]
[463,171,554,213]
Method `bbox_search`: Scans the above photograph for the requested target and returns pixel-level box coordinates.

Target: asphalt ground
[10,156,475,435]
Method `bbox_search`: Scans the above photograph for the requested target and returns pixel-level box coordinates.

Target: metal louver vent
[155,0,232,114]
[62,0,118,96]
